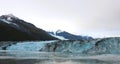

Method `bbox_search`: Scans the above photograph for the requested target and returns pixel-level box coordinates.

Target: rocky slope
[0,14,58,41]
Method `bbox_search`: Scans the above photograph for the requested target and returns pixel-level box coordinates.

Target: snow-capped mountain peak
[56,30,64,34]
[48,30,93,40]
[6,14,16,17]
[47,30,68,40]
[1,14,18,19]
[0,14,20,27]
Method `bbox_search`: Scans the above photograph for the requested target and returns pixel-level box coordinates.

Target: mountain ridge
[48,30,93,40]
[0,14,58,41]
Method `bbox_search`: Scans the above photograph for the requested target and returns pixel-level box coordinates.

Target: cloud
[73,0,120,31]
[0,0,120,37]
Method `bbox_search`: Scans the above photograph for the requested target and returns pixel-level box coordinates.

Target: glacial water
[0,50,120,64]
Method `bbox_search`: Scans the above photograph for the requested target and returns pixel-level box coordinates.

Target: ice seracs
[1,37,120,54]
[6,40,57,51]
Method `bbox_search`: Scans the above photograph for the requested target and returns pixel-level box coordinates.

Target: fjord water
[0,50,120,64]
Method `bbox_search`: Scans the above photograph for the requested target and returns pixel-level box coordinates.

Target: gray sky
[0,0,120,38]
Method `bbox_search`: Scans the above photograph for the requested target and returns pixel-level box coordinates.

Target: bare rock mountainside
[0,14,58,41]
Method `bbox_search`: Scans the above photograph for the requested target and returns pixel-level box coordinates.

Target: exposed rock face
[0,14,58,41]
[41,37,120,54]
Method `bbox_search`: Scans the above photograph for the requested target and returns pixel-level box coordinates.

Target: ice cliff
[1,37,120,54]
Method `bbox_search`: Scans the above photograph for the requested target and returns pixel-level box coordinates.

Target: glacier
[1,37,120,64]
[6,40,57,51]
[0,37,120,54]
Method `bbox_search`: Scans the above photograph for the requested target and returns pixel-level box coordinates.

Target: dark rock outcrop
[0,14,58,41]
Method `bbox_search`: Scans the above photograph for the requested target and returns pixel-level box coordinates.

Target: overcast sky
[0,0,120,38]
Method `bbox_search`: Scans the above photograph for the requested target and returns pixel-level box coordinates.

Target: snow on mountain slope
[0,14,18,24]
[49,34,68,40]
[0,19,11,24]
[48,30,68,40]
[48,30,93,40]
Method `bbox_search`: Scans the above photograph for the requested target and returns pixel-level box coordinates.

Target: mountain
[0,14,58,41]
[48,30,93,40]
